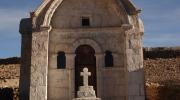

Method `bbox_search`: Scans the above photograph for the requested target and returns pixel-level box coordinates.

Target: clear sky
[0,0,180,58]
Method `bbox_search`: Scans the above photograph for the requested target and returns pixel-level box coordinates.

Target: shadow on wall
[146,80,180,100]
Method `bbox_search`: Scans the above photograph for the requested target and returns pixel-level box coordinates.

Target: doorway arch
[75,45,97,97]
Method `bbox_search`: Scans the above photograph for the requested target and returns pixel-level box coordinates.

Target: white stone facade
[19,0,145,100]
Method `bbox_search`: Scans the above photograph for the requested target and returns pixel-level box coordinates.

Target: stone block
[48,87,69,100]
[48,78,69,88]
[30,86,47,100]
[128,70,144,84]
[140,85,145,96]
[128,84,140,96]
[114,54,124,67]
[30,71,46,86]
[103,85,126,98]
[48,69,69,80]
[133,96,145,100]
[49,55,57,69]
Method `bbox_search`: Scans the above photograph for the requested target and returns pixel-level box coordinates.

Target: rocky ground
[0,64,19,84]
[144,57,180,100]
[0,56,180,100]
[0,64,20,100]
[144,58,180,85]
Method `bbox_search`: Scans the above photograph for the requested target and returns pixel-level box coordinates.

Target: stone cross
[80,67,91,86]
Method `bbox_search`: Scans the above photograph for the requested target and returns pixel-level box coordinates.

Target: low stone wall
[0,63,20,100]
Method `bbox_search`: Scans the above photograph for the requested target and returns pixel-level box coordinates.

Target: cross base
[77,86,96,98]
[74,86,101,100]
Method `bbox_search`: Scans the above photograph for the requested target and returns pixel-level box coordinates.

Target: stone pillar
[66,54,76,99]
[19,18,32,100]
[95,54,103,98]
[125,28,145,100]
[19,33,32,100]
[29,27,50,100]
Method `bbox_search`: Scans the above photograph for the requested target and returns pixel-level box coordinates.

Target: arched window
[105,51,113,67]
[57,52,66,69]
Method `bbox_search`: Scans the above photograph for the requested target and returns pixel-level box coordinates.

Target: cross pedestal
[74,67,101,100]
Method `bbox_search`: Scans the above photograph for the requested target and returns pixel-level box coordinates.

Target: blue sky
[0,0,180,58]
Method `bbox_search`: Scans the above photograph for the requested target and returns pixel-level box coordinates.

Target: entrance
[75,45,97,96]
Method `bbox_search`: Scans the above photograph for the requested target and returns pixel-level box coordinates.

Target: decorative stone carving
[74,67,101,100]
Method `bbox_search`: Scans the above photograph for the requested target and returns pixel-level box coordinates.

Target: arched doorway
[75,45,97,96]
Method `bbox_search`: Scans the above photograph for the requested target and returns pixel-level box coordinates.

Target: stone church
[19,0,145,100]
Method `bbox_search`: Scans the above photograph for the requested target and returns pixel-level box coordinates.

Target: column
[29,27,50,100]
[95,53,103,98]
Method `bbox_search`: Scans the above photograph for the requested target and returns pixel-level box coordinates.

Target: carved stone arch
[42,0,64,27]
[114,0,130,24]
[72,39,102,54]
[34,0,51,16]
[41,0,131,27]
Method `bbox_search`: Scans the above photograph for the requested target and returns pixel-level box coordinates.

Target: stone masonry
[19,0,145,100]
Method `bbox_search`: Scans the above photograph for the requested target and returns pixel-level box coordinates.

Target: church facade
[19,0,145,100]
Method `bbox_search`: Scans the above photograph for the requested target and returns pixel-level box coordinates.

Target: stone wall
[0,63,20,100]
[144,47,180,100]
[47,0,129,99]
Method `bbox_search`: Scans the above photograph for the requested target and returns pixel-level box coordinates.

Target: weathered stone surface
[77,86,96,98]
[19,0,145,100]
[29,30,49,100]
